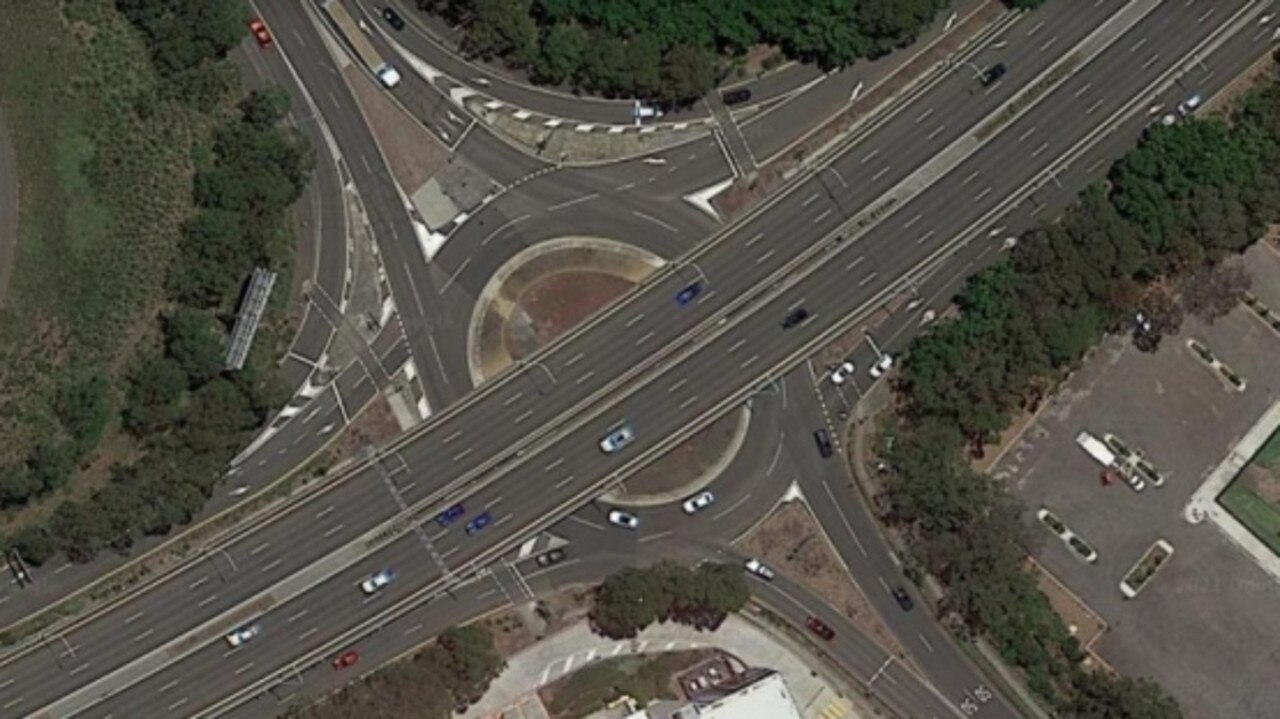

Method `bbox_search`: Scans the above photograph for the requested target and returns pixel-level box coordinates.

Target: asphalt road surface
[6,1,1278,717]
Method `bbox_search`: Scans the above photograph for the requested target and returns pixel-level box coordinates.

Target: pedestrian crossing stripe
[818,697,851,719]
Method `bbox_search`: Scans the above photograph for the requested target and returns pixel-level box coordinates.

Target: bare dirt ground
[503,270,633,359]
[1028,559,1107,654]
[623,412,740,497]
[302,394,403,480]
[483,587,594,658]
[343,66,449,193]
[737,501,907,659]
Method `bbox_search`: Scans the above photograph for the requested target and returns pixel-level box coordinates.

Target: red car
[806,615,835,641]
[332,650,360,670]
[249,18,273,48]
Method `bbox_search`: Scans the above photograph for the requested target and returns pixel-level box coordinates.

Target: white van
[375,63,401,89]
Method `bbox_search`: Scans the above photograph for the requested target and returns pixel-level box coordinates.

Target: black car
[891,586,915,611]
[536,548,566,567]
[781,307,809,329]
[980,62,1007,86]
[813,429,833,458]
[721,87,752,105]
[382,6,406,30]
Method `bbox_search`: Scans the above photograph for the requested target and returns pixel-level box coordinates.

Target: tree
[54,370,112,456]
[48,499,112,562]
[124,354,189,435]
[1067,671,1182,719]
[463,0,537,65]
[431,625,505,706]
[8,525,57,566]
[659,44,716,103]
[239,87,292,130]
[0,464,39,508]
[591,566,663,637]
[1180,260,1251,323]
[28,440,78,495]
[534,22,587,85]
[182,378,259,454]
[165,307,225,387]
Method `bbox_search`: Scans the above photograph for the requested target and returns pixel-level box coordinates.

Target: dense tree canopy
[427,0,953,102]
[590,561,749,638]
[882,64,1280,717]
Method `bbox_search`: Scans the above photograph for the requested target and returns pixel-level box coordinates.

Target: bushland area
[0,0,311,566]
[416,0,1042,103]
[877,57,1280,718]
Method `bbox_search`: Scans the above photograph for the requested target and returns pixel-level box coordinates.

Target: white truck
[1075,431,1117,468]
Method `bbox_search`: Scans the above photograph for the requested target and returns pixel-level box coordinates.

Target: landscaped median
[1119,540,1175,600]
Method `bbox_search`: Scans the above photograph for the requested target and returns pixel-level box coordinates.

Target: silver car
[599,424,636,453]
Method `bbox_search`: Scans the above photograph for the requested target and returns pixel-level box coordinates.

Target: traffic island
[468,237,748,501]
[1119,539,1175,599]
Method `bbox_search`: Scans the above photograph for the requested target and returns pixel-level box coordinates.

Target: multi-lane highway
[7,0,1279,717]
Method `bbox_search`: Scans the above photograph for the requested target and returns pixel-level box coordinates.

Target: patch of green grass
[1220,481,1280,557]
[1253,428,1280,471]
[545,651,703,719]
[0,0,202,466]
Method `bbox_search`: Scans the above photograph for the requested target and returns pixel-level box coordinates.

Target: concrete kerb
[1186,400,1280,583]
[466,237,667,387]
[601,404,752,508]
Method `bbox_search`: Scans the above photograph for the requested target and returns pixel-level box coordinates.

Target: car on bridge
[332,650,360,670]
[599,424,636,453]
[360,568,396,595]
[225,624,261,648]
[436,503,466,527]
[466,512,493,535]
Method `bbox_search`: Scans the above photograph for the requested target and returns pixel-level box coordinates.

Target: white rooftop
[663,671,803,719]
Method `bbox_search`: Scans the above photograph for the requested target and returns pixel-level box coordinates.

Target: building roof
[657,671,803,719]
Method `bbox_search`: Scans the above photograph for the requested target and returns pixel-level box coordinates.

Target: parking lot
[991,244,1280,718]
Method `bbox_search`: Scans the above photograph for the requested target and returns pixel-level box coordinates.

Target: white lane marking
[555,474,577,489]
[315,505,335,520]
[260,559,283,574]
[745,232,764,247]
[188,577,209,591]
[323,524,345,538]
[198,594,218,608]
[124,611,145,625]
[249,542,270,556]
[639,531,673,543]
[812,208,833,225]
[288,609,308,623]
[547,193,599,212]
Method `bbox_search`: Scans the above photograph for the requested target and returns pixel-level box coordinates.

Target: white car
[360,568,396,595]
[869,354,894,379]
[375,64,402,89]
[608,509,639,529]
[1176,92,1202,116]
[225,624,260,648]
[599,424,635,454]
[682,491,715,515]
[744,558,775,581]
[829,361,855,385]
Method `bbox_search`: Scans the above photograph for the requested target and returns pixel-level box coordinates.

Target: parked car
[869,354,894,379]
[436,503,465,527]
[536,548,567,567]
[248,18,273,48]
[332,650,360,670]
[225,624,261,648]
[465,511,493,535]
[805,615,835,641]
[891,586,915,612]
[721,87,752,105]
[608,509,639,529]
[682,491,715,515]
[813,428,834,458]
[744,558,776,581]
[360,568,396,595]
[781,307,810,329]
[829,361,855,385]
[599,423,636,453]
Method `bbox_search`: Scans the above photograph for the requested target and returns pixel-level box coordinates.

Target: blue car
[436,503,466,527]
[465,512,492,535]
[675,282,703,306]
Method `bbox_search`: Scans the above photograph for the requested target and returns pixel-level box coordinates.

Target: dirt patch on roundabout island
[503,270,634,361]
